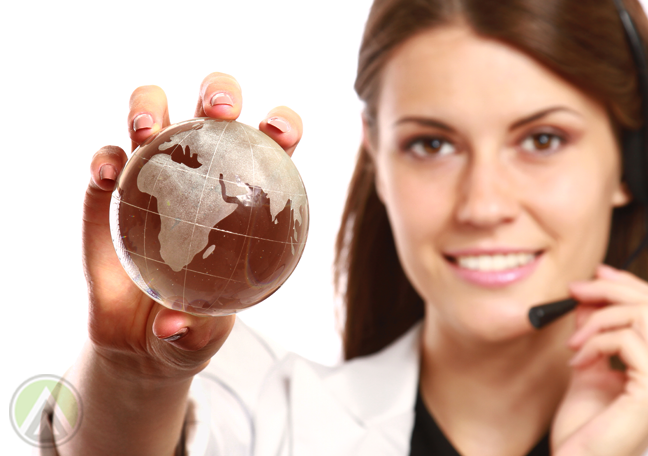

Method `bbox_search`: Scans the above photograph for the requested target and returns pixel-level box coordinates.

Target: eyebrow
[509,106,582,130]
[393,106,583,131]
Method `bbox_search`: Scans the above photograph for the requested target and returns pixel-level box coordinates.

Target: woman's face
[370,26,631,341]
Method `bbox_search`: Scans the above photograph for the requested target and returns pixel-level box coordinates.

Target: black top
[409,389,550,456]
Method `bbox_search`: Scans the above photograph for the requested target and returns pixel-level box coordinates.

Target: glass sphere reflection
[109,118,309,316]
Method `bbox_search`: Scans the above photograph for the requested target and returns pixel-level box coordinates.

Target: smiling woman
[333,0,648,454]
[42,0,648,455]
[340,0,648,361]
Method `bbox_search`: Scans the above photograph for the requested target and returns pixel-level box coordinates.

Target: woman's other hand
[551,265,648,456]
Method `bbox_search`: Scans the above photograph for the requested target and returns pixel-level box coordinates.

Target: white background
[3,1,647,454]
[1,1,372,453]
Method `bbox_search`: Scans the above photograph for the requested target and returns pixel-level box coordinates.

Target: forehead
[378,26,605,125]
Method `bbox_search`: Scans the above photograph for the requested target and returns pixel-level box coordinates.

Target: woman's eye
[408,138,456,157]
[520,132,563,154]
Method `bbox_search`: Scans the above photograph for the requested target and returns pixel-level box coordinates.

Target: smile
[455,253,536,271]
[445,251,542,287]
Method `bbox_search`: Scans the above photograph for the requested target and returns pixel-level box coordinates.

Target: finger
[569,305,648,348]
[569,279,647,307]
[195,72,242,120]
[151,307,236,352]
[83,146,130,290]
[259,106,303,157]
[569,328,648,373]
[596,264,648,295]
[128,85,171,150]
[574,303,602,331]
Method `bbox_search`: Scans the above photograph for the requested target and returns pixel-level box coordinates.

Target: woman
[48,0,648,455]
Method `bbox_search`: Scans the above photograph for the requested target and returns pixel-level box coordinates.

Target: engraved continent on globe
[109,118,309,316]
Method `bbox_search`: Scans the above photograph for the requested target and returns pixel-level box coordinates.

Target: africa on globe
[109,118,309,316]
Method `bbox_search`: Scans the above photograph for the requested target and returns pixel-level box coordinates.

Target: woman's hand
[57,72,303,456]
[83,72,304,382]
[551,264,648,456]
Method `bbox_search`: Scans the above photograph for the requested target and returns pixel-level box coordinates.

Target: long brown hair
[335,0,648,360]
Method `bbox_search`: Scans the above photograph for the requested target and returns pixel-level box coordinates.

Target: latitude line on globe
[212,123,257,307]
[139,156,306,197]
[120,200,306,245]
[125,202,305,244]
[142,142,306,196]
[124,250,248,284]
[142,128,199,277]
[181,121,231,308]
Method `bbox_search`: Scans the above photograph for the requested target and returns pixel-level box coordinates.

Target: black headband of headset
[612,0,648,204]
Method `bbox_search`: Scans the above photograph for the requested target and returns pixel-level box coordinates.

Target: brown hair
[335,0,648,360]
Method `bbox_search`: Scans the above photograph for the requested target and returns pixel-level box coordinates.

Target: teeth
[456,253,535,271]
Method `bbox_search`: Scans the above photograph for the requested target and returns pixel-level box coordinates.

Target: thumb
[152,307,236,353]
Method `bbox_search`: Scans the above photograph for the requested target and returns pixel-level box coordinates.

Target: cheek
[377,160,454,273]
[525,159,618,264]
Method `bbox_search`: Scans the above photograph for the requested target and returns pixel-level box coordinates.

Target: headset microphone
[529,0,648,329]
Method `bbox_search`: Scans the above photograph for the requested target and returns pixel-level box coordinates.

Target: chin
[445,297,538,343]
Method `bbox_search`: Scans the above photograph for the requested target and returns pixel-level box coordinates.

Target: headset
[529,0,648,328]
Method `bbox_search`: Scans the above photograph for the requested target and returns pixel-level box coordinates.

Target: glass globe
[109,118,309,316]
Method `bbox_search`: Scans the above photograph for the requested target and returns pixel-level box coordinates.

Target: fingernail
[99,164,117,181]
[568,281,587,291]
[566,334,580,348]
[133,113,154,132]
[267,116,291,133]
[161,327,189,342]
[210,92,234,107]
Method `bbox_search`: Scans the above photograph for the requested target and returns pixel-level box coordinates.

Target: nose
[455,156,520,228]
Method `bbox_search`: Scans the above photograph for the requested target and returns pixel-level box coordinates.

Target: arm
[55,343,193,456]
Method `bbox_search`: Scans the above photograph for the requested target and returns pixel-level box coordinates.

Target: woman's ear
[612,181,633,207]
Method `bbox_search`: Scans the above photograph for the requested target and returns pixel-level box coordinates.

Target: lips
[445,250,542,287]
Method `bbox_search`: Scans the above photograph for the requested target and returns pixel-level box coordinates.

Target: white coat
[184,319,422,456]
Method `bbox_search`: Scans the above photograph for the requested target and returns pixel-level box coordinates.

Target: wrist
[89,341,201,390]
[56,342,194,456]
